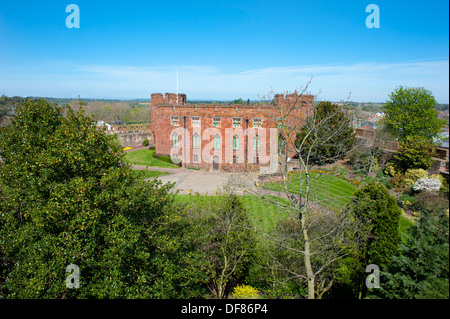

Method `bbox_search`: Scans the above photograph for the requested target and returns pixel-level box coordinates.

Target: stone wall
[96,124,154,148]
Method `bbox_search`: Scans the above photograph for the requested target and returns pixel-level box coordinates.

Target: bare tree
[229,82,365,299]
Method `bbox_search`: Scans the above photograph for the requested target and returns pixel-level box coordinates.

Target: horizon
[0,0,448,103]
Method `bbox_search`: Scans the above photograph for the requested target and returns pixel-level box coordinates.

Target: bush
[153,153,181,166]
[392,136,435,173]
[232,284,260,299]
[142,138,149,146]
[384,162,397,177]
[405,168,428,183]
[413,177,442,193]
[430,174,449,195]
[387,174,410,190]
[149,145,156,150]
[411,191,449,214]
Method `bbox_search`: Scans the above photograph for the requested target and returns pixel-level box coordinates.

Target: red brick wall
[151,93,314,171]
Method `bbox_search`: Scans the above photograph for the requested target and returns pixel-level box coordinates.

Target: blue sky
[0,0,448,102]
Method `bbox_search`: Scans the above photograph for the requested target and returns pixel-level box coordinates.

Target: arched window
[172,132,179,147]
[253,135,260,151]
[192,133,200,149]
[233,135,240,150]
[213,134,221,150]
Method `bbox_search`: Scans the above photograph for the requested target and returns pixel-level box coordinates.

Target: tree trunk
[303,232,315,299]
[301,170,315,299]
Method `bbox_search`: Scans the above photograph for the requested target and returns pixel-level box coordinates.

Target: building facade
[150,92,314,172]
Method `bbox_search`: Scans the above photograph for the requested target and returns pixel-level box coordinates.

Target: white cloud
[0,59,448,102]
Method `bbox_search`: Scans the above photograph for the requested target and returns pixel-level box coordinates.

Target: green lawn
[124,149,180,168]
[176,192,415,238]
[131,169,171,179]
[176,194,291,233]
[240,195,292,232]
[263,172,358,211]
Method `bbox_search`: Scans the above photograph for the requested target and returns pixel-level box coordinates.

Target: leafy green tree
[0,99,210,298]
[295,101,356,165]
[372,206,449,299]
[392,136,436,173]
[345,182,402,299]
[382,86,445,141]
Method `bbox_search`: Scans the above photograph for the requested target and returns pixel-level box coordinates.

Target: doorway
[213,155,220,171]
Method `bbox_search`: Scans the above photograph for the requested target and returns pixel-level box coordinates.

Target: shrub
[149,145,156,150]
[153,153,180,166]
[405,168,428,183]
[411,191,449,214]
[392,136,435,173]
[413,177,442,192]
[430,174,449,195]
[387,174,409,190]
[142,138,149,146]
[384,162,397,177]
[232,284,260,299]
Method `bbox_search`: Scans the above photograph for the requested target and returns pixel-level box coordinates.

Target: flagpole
[176,68,179,105]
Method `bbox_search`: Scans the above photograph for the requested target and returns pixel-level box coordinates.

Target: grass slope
[131,169,171,179]
[124,149,179,168]
[176,194,291,233]
[176,192,414,239]
[264,172,358,211]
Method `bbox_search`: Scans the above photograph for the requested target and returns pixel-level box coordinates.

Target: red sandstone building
[150,92,314,172]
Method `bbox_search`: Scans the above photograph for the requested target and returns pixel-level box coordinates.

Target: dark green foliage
[382,86,445,141]
[346,182,402,298]
[142,138,149,146]
[295,101,356,165]
[229,98,245,105]
[0,99,209,298]
[372,209,449,299]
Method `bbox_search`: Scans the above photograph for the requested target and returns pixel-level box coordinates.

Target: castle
[150,92,314,172]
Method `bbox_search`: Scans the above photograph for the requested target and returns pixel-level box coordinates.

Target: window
[253,135,260,151]
[213,117,221,127]
[171,116,179,126]
[172,132,179,147]
[193,154,199,162]
[192,117,200,127]
[233,155,238,164]
[213,134,221,150]
[233,135,240,150]
[232,118,241,127]
[253,118,262,128]
[192,133,200,149]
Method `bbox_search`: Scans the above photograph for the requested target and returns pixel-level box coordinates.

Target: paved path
[132,165,302,207]
[132,165,259,195]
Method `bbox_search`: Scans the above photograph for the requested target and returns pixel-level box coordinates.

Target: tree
[188,191,256,299]
[345,182,401,299]
[295,101,357,166]
[0,99,210,298]
[392,136,436,173]
[257,205,362,299]
[372,206,449,299]
[230,84,363,299]
[382,86,445,141]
